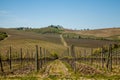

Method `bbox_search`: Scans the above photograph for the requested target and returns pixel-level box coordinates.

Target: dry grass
[64,28,120,38]
[65,38,117,48]
[0,28,120,79]
[0,28,66,57]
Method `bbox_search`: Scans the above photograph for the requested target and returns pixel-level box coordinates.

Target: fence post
[110,44,112,72]
[101,47,104,68]
[67,47,70,57]
[106,44,112,72]
[35,45,39,72]
[40,47,42,69]
[20,48,23,67]
[106,46,110,71]
[27,49,29,63]
[67,47,70,63]
[84,49,86,64]
[70,45,76,74]
[0,53,4,72]
[115,49,118,65]
[79,50,81,63]
[43,48,46,64]
[9,46,12,71]
[90,48,93,65]
[31,51,34,64]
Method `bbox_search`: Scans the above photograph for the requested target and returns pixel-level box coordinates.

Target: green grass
[0,32,8,41]
[21,25,64,34]
[48,75,58,80]
[82,74,120,80]
[0,75,38,80]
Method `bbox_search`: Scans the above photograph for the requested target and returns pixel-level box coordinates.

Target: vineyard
[0,44,120,79]
[0,28,120,79]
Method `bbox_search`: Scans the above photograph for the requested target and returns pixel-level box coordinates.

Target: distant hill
[0,27,120,52]
[15,26,120,41]
[17,25,64,34]
[64,28,120,41]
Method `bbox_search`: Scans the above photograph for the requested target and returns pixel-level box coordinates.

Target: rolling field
[0,28,120,79]
[0,28,62,44]
[65,38,117,48]
[0,28,66,57]
[64,28,120,38]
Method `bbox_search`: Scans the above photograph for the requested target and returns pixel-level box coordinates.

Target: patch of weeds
[62,61,83,79]
[107,75,120,80]
[82,74,120,80]
[0,77,20,80]
[48,75,58,80]
[62,61,73,72]
[0,76,37,80]
[21,76,37,80]
[81,74,105,79]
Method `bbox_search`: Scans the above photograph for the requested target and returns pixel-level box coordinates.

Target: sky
[0,0,120,29]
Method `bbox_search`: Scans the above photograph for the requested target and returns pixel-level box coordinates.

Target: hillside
[16,26,120,39]
[0,27,120,79]
[17,25,64,34]
[64,28,120,40]
[0,28,66,56]
[0,27,119,49]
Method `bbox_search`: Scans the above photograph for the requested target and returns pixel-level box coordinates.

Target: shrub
[93,48,101,55]
[50,52,59,59]
[0,32,8,40]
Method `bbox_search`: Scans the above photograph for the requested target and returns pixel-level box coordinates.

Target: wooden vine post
[67,47,70,57]
[9,46,12,71]
[90,48,93,65]
[40,47,42,69]
[79,50,81,63]
[110,44,112,72]
[70,45,76,74]
[43,48,46,64]
[115,48,118,65]
[67,47,70,63]
[84,49,86,64]
[35,45,39,72]
[106,44,112,72]
[0,53,4,72]
[101,47,104,68]
[20,48,23,67]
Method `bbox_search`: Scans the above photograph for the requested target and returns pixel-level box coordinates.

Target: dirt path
[42,60,96,79]
[44,60,69,77]
[60,34,68,47]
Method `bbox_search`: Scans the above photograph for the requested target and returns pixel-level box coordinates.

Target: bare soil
[76,62,101,75]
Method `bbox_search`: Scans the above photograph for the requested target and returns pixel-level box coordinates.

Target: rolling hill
[64,28,120,40]
[0,28,66,57]
[0,27,120,49]
[0,27,120,79]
